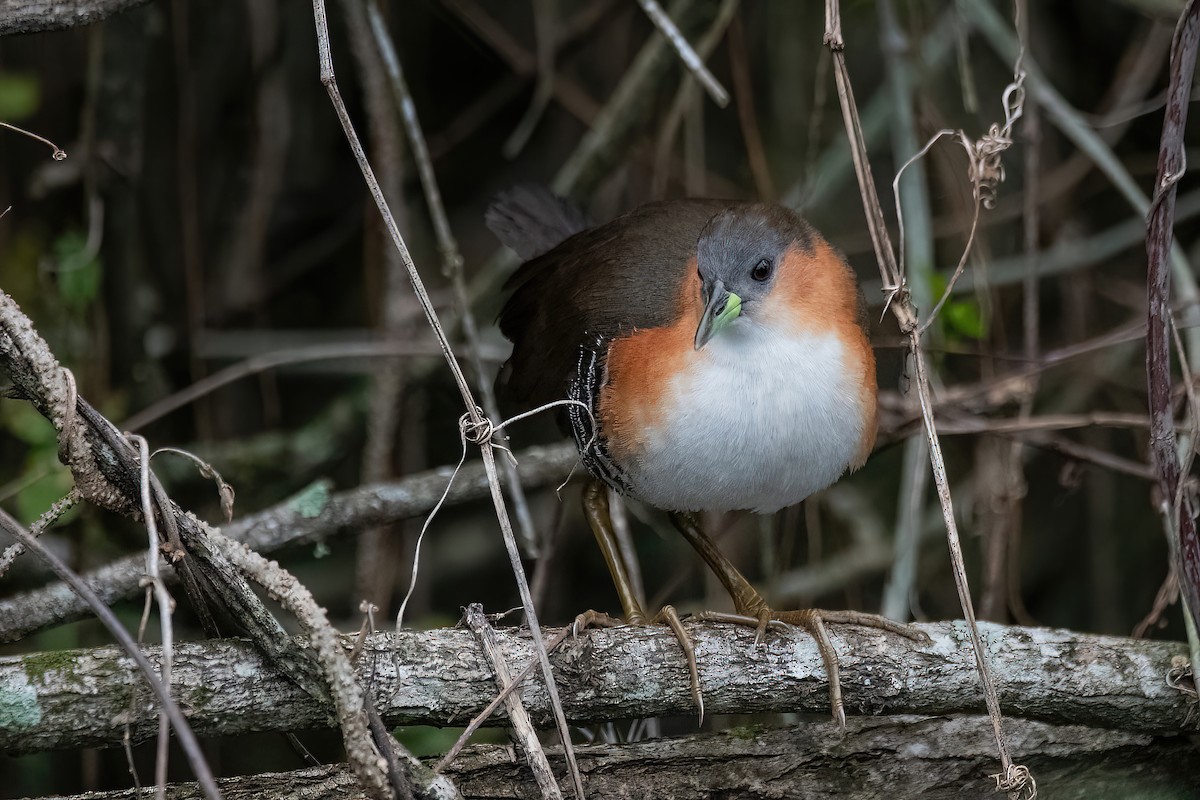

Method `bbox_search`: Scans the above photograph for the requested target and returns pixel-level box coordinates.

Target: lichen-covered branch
[0,0,152,35]
[18,715,1199,800]
[1,621,1189,754]
[0,442,577,643]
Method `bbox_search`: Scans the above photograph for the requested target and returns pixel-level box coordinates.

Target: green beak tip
[718,292,742,325]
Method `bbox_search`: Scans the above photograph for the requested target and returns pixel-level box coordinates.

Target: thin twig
[435,625,574,773]
[212,532,397,800]
[877,0,935,624]
[364,0,541,559]
[339,0,414,613]
[502,0,557,158]
[823,0,1027,792]
[650,0,741,196]
[130,435,176,799]
[0,488,79,578]
[465,604,562,800]
[0,120,67,159]
[726,11,773,199]
[1146,0,1200,644]
[0,508,220,800]
[635,0,730,107]
[309,4,584,797]
[122,341,452,431]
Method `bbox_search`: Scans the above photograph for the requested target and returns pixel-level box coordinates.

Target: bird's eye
[751,258,773,281]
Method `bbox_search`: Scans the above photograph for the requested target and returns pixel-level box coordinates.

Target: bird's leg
[581,479,646,623]
[579,479,703,718]
[669,511,929,726]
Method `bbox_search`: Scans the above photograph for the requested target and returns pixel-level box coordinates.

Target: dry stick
[170,4,212,441]
[123,341,449,430]
[962,0,1197,309]
[683,73,705,194]
[364,698,415,800]
[131,435,176,800]
[726,12,774,200]
[339,0,414,613]
[436,625,574,773]
[635,0,729,107]
[876,0,933,624]
[0,508,221,800]
[1146,0,1200,647]
[364,0,540,560]
[465,604,562,800]
[821,1,1027,795]
[650,0,740,197]
[0,488,79,578]
[308,5,585,799]
[0,120,67,159]
[1007,0,1040,628]
[1168,316,1200,671]
[0,443,580,643]
[210,534,397,800]
[503,0,556,158]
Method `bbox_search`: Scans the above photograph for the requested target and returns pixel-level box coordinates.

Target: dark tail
[485,184,589,260]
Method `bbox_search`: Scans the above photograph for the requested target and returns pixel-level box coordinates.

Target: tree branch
[0,0,153,35]
[1,621,1189,754]
[18,714,1199,800]
[0,443,577,643]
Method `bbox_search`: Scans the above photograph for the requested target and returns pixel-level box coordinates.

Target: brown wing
[496,198,732,408]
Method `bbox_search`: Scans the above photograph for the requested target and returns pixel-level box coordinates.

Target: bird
[487,185,925,724]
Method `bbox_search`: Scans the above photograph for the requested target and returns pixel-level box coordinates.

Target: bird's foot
[698,607,930,728]
[572,604,703,723]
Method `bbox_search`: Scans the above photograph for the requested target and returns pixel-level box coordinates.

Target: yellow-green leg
[670,511,929,727]
[580,479,703,719]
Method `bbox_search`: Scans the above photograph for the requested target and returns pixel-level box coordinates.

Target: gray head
[693,205,815,349]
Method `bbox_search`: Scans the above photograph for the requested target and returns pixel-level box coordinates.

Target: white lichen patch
[0,669,42,730]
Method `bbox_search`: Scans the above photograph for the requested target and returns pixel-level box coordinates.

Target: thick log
[0,621,1189,754]
[19,716,1200,800]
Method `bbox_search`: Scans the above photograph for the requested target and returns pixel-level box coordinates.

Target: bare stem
[1146,0,1200,638]
[308,3,583,796]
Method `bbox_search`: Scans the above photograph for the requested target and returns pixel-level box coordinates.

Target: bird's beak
[694,279,742,350]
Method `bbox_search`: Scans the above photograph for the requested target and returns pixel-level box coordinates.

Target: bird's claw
[571,605,705,725]
[700,606,927,729]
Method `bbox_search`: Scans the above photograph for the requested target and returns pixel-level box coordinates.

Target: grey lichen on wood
[0,0,153,35]
[0,443,578,643]
[18,715,1200,800]
[0,621,1190,754]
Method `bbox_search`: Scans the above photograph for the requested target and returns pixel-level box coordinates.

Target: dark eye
[751,258,773,281]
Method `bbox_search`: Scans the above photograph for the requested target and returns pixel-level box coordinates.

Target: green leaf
[944,298,986,340]
[0,73,40,120]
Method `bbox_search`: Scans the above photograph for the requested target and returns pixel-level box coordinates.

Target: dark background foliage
[0,0,1195,795]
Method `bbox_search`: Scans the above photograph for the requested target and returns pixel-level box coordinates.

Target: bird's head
[693,205,815,350]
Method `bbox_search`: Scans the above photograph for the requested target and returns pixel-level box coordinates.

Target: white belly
[623,323,868,513]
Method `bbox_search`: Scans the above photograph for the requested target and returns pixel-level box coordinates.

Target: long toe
[653,604,703,724]
[572,606,705,724]
[571,609,624,637]
[697,606,930,728]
